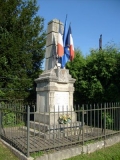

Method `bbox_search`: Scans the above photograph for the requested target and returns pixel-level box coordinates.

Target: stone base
[34,112,77,125]
[30,120,83,139]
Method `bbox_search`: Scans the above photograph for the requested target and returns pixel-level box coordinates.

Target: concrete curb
[35,133,120,160]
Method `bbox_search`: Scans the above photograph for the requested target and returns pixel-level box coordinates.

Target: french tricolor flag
[66,25,74,61]
[57,23,64,57]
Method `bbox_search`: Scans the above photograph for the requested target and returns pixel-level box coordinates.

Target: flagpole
[57,20,61,67]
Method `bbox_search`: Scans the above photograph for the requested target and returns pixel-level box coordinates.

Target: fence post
[104,103,106,145]
[82,104,84,145]
[27,106,30,157]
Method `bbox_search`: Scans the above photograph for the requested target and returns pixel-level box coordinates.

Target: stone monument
[34,19,77,126]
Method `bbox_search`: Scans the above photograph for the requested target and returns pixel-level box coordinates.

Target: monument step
[30,121,83,132]
[20,122,101,140]
[19,126,46,138]
[30,121,50,132]
[30,121,94,134]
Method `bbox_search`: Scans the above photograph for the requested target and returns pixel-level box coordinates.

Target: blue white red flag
[57,23,64,57]
[66,25,74,61]
[61,16,70,68]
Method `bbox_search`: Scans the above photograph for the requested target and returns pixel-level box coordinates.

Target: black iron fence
[0,101,120,158]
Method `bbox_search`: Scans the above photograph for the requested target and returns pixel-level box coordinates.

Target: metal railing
[0,101,120,157]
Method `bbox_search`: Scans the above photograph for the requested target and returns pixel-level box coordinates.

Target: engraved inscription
[54,92,69,111]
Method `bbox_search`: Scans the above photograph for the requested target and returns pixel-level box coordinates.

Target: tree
[87,47,120,102]
[67,46,120,104]
[85,49,115,102]
[66,49,87,104]
[0,0,46,100]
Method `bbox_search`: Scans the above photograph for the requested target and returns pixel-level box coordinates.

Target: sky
[37,0,120,66]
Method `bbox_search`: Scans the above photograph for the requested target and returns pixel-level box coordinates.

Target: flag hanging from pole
[66,24,74,61]
[57,23,64,57]
[61,16,70,68]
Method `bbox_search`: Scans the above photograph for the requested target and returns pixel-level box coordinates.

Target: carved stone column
[45,19,63,70]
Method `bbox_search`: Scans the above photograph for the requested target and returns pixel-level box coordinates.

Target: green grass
[31,151,44,158]
[66,142,120,160]
[0,141,18,160]
[0,140,120,160]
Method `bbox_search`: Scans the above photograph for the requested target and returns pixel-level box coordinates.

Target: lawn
[0,141,18,160]
[66,142,120,160]
[0,140,120,160]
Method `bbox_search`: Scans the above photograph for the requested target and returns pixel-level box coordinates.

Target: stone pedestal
[34,68,76,125]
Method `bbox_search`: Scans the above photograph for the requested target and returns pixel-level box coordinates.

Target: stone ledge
[35,133,120,160]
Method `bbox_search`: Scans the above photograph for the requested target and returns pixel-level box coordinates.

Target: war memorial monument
[31,19,77,130]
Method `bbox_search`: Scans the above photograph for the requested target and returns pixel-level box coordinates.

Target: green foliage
[2,110,25,127]
[0,0,46,99]
[66,49,87,103]
[1,101,26,127]
[31,151,44,158]
[3,111,15,126]
[85,48,118,102]
[67,46,120,104]
[102,112,113,129]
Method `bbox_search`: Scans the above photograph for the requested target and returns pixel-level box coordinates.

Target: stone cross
[45,19,63,70]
